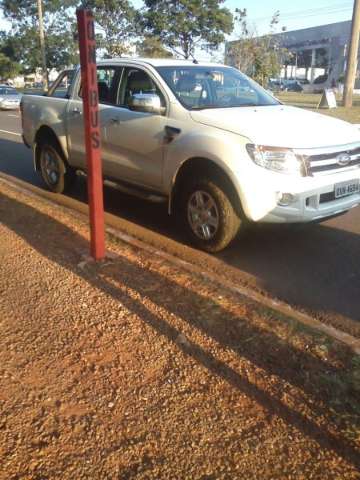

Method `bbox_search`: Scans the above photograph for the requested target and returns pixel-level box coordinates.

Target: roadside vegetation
[277,92,360,124]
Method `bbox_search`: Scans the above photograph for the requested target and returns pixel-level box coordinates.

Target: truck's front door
[102,66,167,191]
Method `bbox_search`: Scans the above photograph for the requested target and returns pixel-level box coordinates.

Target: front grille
[319,192,335,203]
[299,143,360,176]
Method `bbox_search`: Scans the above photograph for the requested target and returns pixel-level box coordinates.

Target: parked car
[296,78,310,85]
[303,74,333,93]
[282,79,303,92]
[0,86,22,110]
[21,59,360,252]
[268,78,286,92]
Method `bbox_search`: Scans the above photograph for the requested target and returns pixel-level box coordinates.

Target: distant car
[268,78,286,92]
[296,78,310,85]
[0,86,22,110]
[283,80,303,92]
[303,74,332,93]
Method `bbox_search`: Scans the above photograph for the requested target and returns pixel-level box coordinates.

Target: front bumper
[261,183,360,223]
[234,160,360,224]
[260,168,360,223]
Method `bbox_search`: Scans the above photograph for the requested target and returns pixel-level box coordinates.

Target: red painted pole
[76,8,105,261]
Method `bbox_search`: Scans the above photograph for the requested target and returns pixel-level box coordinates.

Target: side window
[49,70,74,98]
[78,66,121,105]
[96,67,117,103]
[118,67,165,108]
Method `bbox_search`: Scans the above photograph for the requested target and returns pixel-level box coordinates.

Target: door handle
[164,125,181,141]
[72,107,82,115]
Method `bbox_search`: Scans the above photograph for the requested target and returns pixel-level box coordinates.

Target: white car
[21,59,360,252]
[0,86,22,110]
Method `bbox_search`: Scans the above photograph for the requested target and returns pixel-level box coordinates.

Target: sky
[225,0,354,35]
[129,0,354,35]
[0,0,354,34]
[0,0,355,54]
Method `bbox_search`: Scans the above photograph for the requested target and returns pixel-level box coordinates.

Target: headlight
[246,144,305,175]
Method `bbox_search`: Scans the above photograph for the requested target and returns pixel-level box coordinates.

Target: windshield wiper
[190,105,219,110]
[190,103,267,110]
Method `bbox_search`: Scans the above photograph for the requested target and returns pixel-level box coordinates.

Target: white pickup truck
[21,58,360,252]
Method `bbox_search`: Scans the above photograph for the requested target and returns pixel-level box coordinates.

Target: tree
[0,0,79,73]
[136,35,173,58]
[226,9,288,86]
[142,0,233,59]
[84,0,137,57]
[0,52,20,80]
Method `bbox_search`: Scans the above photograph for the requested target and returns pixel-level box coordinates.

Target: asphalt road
[1,110,360,336]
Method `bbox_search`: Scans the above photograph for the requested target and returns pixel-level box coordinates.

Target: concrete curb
[1,172,360,355]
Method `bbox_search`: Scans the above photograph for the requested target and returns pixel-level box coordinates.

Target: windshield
[0,87,18,95]
[156,66,280,110]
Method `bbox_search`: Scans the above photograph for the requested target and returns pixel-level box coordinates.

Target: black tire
[39,142,76,193]
[181,176,242,253]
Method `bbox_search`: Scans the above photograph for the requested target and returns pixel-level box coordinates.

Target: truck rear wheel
[39,142,76,194]
[181,177,242,253]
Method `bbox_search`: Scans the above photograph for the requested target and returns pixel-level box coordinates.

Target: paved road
[1,110,359,336]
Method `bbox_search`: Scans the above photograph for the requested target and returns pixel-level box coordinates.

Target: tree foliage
[0,0,79,73]
[142,0,233,59]
[84,0,137,57]
[226,9,288,86]
[0,51,21,80]
[136,35,172,58]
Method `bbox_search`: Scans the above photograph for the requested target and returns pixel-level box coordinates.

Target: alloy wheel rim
[187,190,219,241]
[43,149,59,185]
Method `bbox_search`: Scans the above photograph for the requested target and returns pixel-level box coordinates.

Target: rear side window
[0,87,17,95]
[78,66,122,105]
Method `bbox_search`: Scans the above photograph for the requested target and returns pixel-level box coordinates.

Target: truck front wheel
[181,177,242,253]
[39,142,76,194]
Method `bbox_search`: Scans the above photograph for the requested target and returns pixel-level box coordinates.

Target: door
[67,65,122,170]
[102,66,168,190]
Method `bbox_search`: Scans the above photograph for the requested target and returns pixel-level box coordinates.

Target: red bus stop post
[76,8,105,261]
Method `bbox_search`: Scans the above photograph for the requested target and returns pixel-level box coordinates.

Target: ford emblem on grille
[336,153,351,166]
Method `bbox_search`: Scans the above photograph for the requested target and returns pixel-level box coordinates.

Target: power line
[251,3,353,22]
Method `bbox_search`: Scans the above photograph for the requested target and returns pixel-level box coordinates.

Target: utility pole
[343,0,360,107]
[37,0,49,91]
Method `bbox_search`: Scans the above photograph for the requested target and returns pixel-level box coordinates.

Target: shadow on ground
[1,191,359,471]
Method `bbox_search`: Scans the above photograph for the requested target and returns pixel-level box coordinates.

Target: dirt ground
[0,178,359,479]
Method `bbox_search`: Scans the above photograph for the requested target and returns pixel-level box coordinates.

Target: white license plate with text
[334,180,360,198]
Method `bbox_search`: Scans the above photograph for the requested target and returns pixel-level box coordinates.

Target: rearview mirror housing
[129,93,163,115]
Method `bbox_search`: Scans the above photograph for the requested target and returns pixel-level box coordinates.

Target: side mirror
[129,93,163,115]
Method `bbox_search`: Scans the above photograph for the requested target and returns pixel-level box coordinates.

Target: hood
[190,105,360,149]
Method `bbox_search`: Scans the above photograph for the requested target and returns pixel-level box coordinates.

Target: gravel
[0,179,359,479]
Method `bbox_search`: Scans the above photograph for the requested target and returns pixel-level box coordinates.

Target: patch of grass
[277,92,360,124]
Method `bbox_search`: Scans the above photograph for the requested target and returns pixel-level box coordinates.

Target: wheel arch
[169,157,244,217]
[33,126,69,172]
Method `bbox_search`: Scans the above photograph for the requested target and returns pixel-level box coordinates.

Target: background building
[226,20,360,88]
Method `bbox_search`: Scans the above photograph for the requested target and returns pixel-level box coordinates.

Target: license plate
[334,180,360,198]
